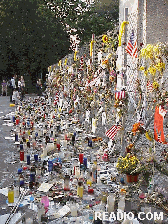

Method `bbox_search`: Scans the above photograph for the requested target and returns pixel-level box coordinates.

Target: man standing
[9,76,16,102]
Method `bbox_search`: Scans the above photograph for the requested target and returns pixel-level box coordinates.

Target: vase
[126,174,138,183]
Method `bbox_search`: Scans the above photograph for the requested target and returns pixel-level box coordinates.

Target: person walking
[1,80,7,96]
[8,76,16,102]
[36,79,42,96]
[12,88,20,105]
[20,76,25,100]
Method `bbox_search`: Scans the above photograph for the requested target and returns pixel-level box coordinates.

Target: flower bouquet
[116,154,140,182]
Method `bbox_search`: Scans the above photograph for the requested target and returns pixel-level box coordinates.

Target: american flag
[105,125,122,140]
[115,91,126,100]
[147,80,153,92]
[54,92,59,105]
[126,30,138,58]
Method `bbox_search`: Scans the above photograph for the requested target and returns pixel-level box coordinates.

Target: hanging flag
[126,30,137,58]
[154,106,167,144]
[105,125,122,140]
[115,90,126,100]
[147,80,153,92]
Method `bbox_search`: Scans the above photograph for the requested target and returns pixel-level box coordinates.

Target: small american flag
[147,80,153,92]
[126,30,137,58]
[105,125,122,140]
[115,90,126,100]
[54,92,59,105]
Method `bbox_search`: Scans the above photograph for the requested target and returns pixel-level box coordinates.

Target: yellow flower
[139,66,145,71]
[155,62,165,71]
[153,81,159,89]
[102,35,108,43]
[148,67,156,76]
[144,70,148,76]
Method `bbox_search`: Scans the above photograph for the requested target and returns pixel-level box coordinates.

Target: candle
[15,133,18,142]
[64,175,70,191]
[25,218,33,224]
[83,158,87,168]
[16,118,19,125]
[70,203,77,216]
[62,140,67,149]
[77,180,83,198]
[57,143,60,151]
[79,153,84,164]
[34,154,38,162]
[12,116,15,123]
[88,140,92,147]
[20,150,24,161]
[8,185,14,203]
[27,155,30,165]
[48,160,53,172]
[118,196,125,212]
[75,166,80,178]
[107,194,115,212]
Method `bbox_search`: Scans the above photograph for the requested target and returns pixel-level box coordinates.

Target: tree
[0,0,70,76]
[74,0,119,45]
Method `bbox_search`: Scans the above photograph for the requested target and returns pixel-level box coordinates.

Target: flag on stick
[105,125,122,140]
[147,80,153,92]
[126,30,137,58]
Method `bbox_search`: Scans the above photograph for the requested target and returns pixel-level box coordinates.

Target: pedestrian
[20,76,25,100]
[36,79,42,96]
[14,74,18,89]
[8,76,16,102]
[12,88,20,105]
[18,78,21,92]
[1,79,7,96]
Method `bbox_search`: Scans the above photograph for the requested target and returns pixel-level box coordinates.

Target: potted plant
[116,153,140,182]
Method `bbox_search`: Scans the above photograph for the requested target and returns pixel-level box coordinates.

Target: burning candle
[83,158,87,168]
[20,150,24,161]
[79,153,84,164]
[27,155,30,165]
[34,154,38,162]
[77,180,83,198]
[16,118,19,125]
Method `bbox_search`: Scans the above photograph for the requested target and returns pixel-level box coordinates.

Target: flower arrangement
[132,122,145,135]
[116,154,140,174]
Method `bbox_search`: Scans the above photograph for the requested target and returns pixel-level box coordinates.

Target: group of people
[8,74,25,104]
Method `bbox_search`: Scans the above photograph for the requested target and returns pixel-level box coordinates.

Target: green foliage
[75,0,119,45]
[0,0,70,76]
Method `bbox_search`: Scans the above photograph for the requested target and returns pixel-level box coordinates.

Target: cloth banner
[154,106,167,144]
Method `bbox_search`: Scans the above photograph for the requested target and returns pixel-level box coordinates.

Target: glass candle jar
[77,180,83,198]
[79,153,84,164]
[8,185,14,203]
[64,175,70,191]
